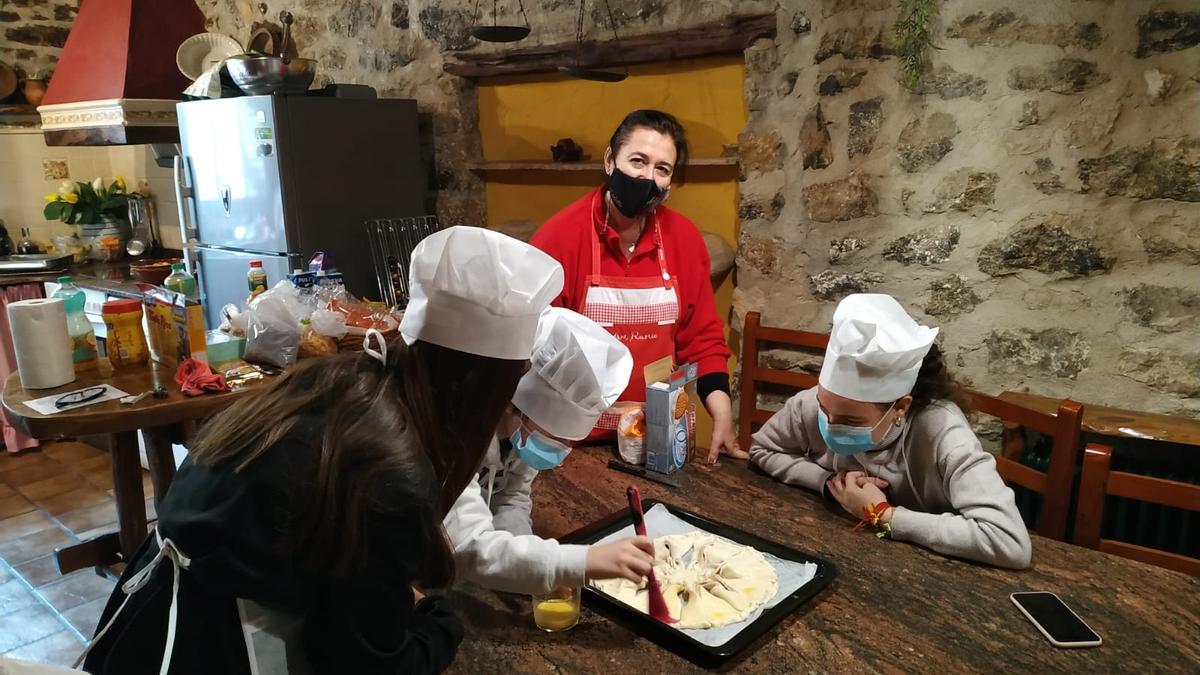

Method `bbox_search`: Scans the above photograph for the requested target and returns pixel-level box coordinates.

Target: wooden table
[2,359,261,574]
[1000,390,1200,448]
[449,448,1200,672]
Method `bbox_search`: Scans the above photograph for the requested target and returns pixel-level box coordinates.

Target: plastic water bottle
[163,262,198,300]
[52,275,98,372]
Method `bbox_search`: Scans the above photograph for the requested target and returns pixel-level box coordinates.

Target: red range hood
[38,0,206,146]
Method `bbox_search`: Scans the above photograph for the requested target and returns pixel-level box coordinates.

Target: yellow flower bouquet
[43,176,128,224]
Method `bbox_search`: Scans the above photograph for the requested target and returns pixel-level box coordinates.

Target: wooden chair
[737,311,828,453]
[967,390,1084,542]
[1074,444,1200,576]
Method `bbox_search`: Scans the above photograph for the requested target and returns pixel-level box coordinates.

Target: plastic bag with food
[250,280,311,324]
[243,292,300,369]
[309,308,349,340]
[330,298,397,334]
[298,326,338,359]
[617,404,647,465]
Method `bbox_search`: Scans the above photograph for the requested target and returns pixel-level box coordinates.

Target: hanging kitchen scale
[557,0,629,82]
[468,0,532,42]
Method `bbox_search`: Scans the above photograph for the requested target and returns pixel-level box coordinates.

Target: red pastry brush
[627,486,677,624]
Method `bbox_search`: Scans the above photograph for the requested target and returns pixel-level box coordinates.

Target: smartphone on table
[1011,592,1102,648]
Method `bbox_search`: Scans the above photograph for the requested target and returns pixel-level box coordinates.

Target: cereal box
[139,283,207,367]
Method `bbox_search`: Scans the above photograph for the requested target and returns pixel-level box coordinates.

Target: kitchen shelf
[470,157,738,174]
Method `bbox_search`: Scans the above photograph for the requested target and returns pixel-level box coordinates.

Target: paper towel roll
[8,298,76,390]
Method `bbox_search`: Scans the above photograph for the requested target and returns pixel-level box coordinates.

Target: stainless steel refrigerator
[173,94,426,327]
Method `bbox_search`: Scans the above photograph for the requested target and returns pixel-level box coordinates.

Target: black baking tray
[559,499,837,668]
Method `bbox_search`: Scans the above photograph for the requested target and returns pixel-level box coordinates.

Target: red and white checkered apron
[582,195,679,438]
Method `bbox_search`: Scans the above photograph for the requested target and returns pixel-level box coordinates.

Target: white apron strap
[74,529,191,675]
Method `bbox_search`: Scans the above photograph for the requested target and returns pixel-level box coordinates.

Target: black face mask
[606,167,669,218]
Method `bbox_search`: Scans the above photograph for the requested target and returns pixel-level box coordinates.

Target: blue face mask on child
[510,427,571,471]
[817,404,903,456]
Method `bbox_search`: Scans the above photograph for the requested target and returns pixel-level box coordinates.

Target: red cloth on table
[175,359,229,396]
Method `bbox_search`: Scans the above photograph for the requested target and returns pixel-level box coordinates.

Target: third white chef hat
[818,293,939,403]
[400,226,564,360]
[513,307,634,441]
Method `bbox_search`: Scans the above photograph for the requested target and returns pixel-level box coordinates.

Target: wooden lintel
[444,13,776,79]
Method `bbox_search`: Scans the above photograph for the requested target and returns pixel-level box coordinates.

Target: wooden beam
[444,13,777,79]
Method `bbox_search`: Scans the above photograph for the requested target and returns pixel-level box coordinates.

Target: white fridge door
[176,97,290,254]
[196,247,294,329]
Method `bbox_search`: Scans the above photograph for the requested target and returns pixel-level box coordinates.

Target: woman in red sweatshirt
[531,110,743,463]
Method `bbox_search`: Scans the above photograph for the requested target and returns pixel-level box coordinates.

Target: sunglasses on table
[54,386,108,410]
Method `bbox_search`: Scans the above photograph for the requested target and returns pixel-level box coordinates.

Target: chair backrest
[967,389,1084,541]
[738,311,829,453]
[1074,444,1200,576]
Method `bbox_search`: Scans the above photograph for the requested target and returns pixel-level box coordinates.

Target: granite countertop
[448,447,1199,672]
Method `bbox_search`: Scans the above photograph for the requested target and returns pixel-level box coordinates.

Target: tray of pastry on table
[560,499,837,668]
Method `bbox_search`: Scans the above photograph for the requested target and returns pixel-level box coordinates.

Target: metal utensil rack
[365,216,441,310]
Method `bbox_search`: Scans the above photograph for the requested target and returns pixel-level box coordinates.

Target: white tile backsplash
[0,129,182,251]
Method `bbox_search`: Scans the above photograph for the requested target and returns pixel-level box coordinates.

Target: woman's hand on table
[827,471,891,522]
[586,536,655,582]
[704,391,748,464]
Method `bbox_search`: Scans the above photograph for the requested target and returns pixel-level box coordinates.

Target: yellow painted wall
[477,55,745,449]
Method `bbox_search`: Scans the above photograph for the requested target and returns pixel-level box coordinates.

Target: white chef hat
[400,226,564,360]
[512,307,634,441]
[818,294,939,403]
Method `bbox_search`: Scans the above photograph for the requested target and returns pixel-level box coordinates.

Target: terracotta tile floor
[0,442,156,666]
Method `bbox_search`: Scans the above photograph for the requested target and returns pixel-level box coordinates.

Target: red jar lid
[102,298,143,314]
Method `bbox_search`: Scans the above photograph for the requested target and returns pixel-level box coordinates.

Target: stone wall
[0,0,75,79]
[18,0,1194,414]
[734,1,1200,416]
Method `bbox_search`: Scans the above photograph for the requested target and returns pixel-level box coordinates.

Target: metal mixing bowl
[226,55,317,95]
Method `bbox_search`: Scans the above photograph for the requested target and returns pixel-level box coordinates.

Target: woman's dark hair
[608,109,690,184]
[909,343,972,416]
[188,339,526,587]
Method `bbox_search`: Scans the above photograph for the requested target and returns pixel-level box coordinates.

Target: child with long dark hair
[82,227,564,674]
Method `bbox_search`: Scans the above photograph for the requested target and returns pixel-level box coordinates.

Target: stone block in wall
[1007,59,1109,94]
[1015,101,1040,129]
[946,11,1104,49]
[828,237,867,264]
[801,173,878,222]
[1065,102,1120,149]
[799,104,833,170]
[848,97,882,158]
[1122,284,1199,334]
[985,328,1090,379]
[1078,137,1200,202]
[739,236,779,276]
[791,13,811,35]
[391,1,410,29]
[0,11,19,22]
[760,347,823,375]
[1143,68,1175,105]
[1139,215,1200,264]
[818,69,866,96]
[418,5,475,51]
[897,112,957,172]
[912,67,987,100]
[814,27,893,63]
[778,71,799,97]
[5,25,69,47]
[1135,11,1200,58]
[978,215,1113,277]
[1027,158,1065,195]
[883,224,960,266]
[925,170,998,213]
[738,131,785,175]
[738,192,785,222]
[591,0,669,30]
[327,0,382,38]
[1119,348,1200,397]
[808,269,883,301]
[925,275,980,316]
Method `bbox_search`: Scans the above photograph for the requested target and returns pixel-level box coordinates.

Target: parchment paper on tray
[591,503,818,647]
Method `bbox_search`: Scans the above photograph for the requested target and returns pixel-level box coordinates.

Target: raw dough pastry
[593,531,778,629]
